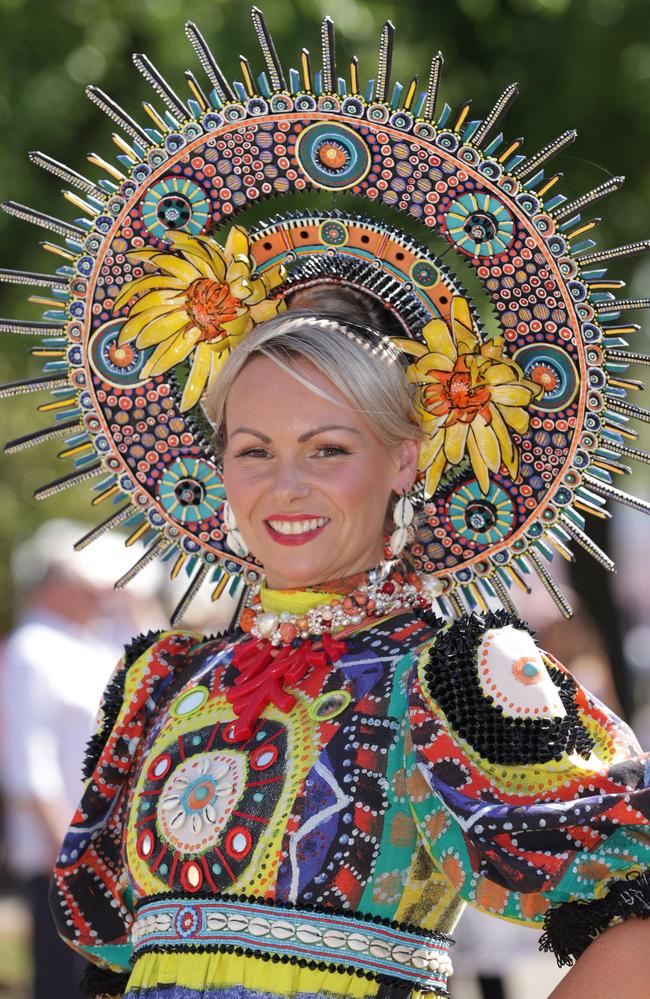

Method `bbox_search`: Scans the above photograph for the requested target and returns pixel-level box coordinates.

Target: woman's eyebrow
[299,425,361,441]
[229,424,361,443]
[230,427,271,442]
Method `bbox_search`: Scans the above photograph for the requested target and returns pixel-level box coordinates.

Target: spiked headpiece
[2,8,649,623]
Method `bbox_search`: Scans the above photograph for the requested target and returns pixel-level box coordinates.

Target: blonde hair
[202,309,425,461]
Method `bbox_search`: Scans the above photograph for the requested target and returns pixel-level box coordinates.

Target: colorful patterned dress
[51,575,650,998]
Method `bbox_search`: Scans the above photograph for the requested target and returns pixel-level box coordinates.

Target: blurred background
[0,0,649,995]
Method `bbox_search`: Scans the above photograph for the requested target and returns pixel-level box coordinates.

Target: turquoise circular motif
[448,480,515,546]
[513,343,579,412]
[319,220,348,246]
[157,458,225,523]
[89,318,151,387]
[410,260,439,287]
[295,122,371,191]
[446,193,515,257]
[141,177,211,239]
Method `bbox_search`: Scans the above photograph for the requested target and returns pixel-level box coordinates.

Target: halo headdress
[2,8,650,624]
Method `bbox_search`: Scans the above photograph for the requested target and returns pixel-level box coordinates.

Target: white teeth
[267,517,329,535]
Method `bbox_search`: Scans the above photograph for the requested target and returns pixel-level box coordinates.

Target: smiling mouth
[263,517,331,546]
[265,516,330,535]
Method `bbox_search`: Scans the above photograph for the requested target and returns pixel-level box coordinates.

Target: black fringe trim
[131,941,446,997]
[135,889,453,944]
[80,964,130,998]
[539,869,650,967]
[421,610,596,766]
[81,630,163,779]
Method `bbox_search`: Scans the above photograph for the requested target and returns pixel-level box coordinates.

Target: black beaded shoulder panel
[420,610,596,766]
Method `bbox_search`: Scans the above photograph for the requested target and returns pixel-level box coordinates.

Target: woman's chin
[263,560,331,589]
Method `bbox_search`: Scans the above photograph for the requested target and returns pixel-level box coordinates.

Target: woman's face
[221,355,420,589]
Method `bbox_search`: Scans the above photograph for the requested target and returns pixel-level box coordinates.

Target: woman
[1,9,648,998]
[50,301,650,999]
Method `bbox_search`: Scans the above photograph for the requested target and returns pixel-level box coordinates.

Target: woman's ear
[393,438,421,493]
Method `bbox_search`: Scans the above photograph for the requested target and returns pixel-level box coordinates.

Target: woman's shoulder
[408,608,596,766]
[81,626,233,780]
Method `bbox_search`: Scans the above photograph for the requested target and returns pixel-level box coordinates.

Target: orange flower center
[185,278,241,342]
[424,363,492,424]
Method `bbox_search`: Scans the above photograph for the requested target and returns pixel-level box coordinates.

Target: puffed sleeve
[49,629,204,974]
[406,610,650,966]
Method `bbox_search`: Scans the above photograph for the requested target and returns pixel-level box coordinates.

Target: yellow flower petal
[238,275,269,305]
[220,311,254,337]
[498,404,530,434]
[226,260,253,287]
[471,415,501,472]
[466,430,490,494]
[128,249,200,284]
[480,337,507,361]
[489,383,535,407]
[207,346,232,376]
[408,353,454,383]
[112,275,186,310]
[444,421,470,465]
[118,306,178,344]
[421,318,457,362]
[164,233,220,279]
[421,411,447,434]
[249,298,286,322]
[227,275,258,302]
[189,235,227,281]
[127,289,185,317]
[261,263,287,292]
[134,309,191,346]
[452,296,479,355]
[224,226,251,262]
[424,449,448,499]
[489,404,517,474]
[418,427,445,470]
[483,362,518,386]
[141,332,199,379]
[137,315,197,349]
[391,337,428,358]
[180,342,214,411]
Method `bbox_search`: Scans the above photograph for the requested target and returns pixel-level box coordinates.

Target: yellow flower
[112,227,286,410]
[393,296,541,498]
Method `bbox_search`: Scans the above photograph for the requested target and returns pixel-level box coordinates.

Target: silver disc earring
[222,500,249,557]
[389,490,415,557]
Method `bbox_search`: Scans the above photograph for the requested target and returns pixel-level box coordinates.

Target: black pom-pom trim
[421,610,596,766]
[81,630,163,779]
[80,964,130,998]
[539,869,650,967]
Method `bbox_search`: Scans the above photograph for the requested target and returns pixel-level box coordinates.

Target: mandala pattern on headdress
[2,8,649,621]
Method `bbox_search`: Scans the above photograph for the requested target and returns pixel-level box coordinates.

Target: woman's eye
[236,447,269,458]
[315,445,351,457]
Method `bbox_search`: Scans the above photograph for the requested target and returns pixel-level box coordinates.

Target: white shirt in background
[0,611,121,876]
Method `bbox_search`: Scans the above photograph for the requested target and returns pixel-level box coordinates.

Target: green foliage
[0,0,649,629]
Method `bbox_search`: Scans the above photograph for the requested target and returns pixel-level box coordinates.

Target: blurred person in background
[0,520,165,999]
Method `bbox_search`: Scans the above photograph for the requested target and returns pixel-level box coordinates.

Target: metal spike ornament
[1,8,649,622]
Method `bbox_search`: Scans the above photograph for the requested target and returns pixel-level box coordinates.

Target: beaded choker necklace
[238,562,436,646]
[226,563,442,739]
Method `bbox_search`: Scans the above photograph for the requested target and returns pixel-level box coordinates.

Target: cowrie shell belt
[133,897,454,992]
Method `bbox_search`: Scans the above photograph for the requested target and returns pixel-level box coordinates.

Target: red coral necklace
[226,562,438,739]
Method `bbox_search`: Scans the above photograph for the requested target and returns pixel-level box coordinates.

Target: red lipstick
[264,516,330,547]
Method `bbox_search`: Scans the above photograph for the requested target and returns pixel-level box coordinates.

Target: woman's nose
[269,457,311,500]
